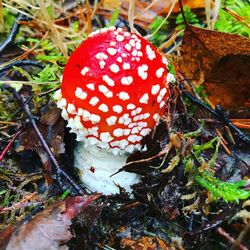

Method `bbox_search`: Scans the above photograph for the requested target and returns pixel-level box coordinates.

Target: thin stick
[5,85,86,195]
[0,60,43,76]
[180,83,250,145]
[0,130,22,161]
[0,14,31,56]
[178,0,189,27]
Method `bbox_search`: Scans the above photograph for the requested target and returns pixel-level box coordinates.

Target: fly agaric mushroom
[54,27,174,195]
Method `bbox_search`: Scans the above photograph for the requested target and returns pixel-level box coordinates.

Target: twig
[0,60,43,76]
[0,130,22,161]
[178,0,189,27]
[4,85,86,195]
[180,83,250,145]
[217,227,248,250]
[0,14,31,57]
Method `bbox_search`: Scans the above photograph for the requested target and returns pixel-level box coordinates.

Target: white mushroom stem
[74,142,140,195]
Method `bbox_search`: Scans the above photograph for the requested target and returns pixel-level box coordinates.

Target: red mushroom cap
[55,27,173,154]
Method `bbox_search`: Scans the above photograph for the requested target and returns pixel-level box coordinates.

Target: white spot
[160,100,166,108]
[153,113,160,122]
[139,93,149,104]
[151,84,160,95]
[88,30,101,37]
[124,129,131,136]
[99,85,111,96]
[88,127,99,136]
[82,110,91,121]
[61,108,68,120]
[124,32,130,37]
[116,57,122,63]
[138,121,147,128]
[99,60,106,69]
[131,126,142,134]
[103,75,114,86]
[127,103,136,110]
[107,48,117,56]
[106,116,117,126]
[95,52,108,60]
[120,139,129,148]
[118,113,129,124]
[74,86,87,100]
[117,27,123,32]
[113,128,124,137]
[109,26,116,31]
[86,83,95,90]
[100,27,108,33]
[162,57,168,66]
[143,113,150,119]
[128,135,142,143]
[123,118,132,126]
[138,64,148,80]
[78,108,84,116]
[137,51,143,57]
[157,88,167,103]
[146,45,156,60]
[125,43,131,51]
[167,73,175,83]
[131,107,142,116]
[113,105,123,113]
[88,137,99,145]
[89,97,99,106]
[122,63,130,70]
[110,41,116,46]
[100,132,113,143]
[57,98,67,109]
[79,92,87,100]
[122,53,127,58]
[118,92,130,100]
[90,114,101,124]
[54,89,62,100]
[81,67,89,76]
[67,103,76,114]
[116,35,124,42]
[121,76,133,85]
[125,145,136,153]
[156,68,165,78]
[140,128,151,136]
[135,42,141,50]
[98,103,109,112]
[129,39,136,46]
[128,122,138,128]
[110,64,120,73]
[132,49,137,57]
[74,115,84,130]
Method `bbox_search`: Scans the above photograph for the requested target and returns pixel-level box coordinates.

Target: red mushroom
[54,27,174,194]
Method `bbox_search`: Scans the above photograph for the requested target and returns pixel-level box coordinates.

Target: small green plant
[194,171,250,202]
[149,16,169,46]
[215,0,250,37]
[182,129,250,203]
[175,6,200,30]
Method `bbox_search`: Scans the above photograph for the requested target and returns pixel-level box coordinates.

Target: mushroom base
[74,142,140,195]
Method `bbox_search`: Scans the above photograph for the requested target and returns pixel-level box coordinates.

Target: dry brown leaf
[178,25,250,116]
[2,194,100,250]
[20,107,65,173]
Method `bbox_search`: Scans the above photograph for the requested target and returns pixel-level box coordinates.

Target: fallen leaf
[178,25,250,116]
[20,107,65,172]
[2,194,100,250]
